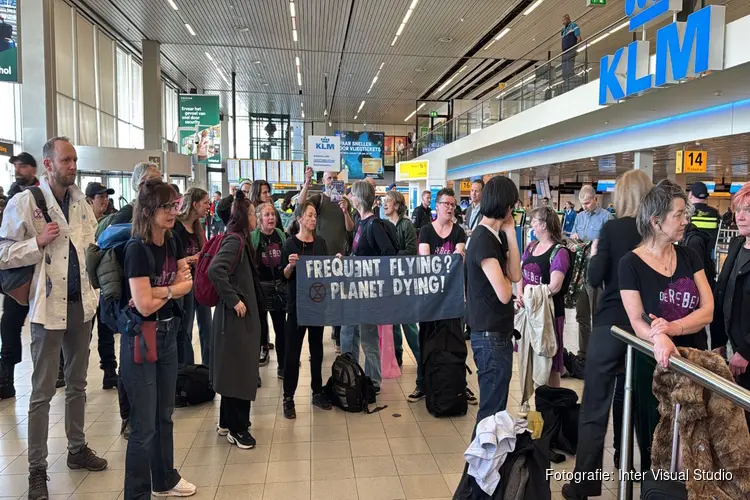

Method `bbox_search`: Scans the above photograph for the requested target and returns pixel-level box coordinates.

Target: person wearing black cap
[84,182,120,391]
[0,153,40,400]
[684,181,720,286]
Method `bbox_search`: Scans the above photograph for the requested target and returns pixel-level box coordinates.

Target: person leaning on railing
[710,182,750,429]
[619,180,713,472]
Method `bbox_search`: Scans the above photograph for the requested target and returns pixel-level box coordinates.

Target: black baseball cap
[690,181,709,200]
[85,182,115,198]
[9,152,37,169]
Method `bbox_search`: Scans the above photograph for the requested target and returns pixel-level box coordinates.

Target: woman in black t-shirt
[122,180,196,499]
[464,178,521,422]
[174,187,212,367]
[619,180,713,473]
[251,202,287,376]
[281,201,332,419]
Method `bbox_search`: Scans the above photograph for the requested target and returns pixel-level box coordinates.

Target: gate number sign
[676,150,707,174]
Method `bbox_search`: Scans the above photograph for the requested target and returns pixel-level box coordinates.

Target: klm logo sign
[316,140,335,150]
[599,0,725,105]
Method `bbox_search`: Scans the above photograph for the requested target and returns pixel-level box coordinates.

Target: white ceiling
[71,0,749,125]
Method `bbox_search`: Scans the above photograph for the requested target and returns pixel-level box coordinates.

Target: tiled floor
[0,305,634,499]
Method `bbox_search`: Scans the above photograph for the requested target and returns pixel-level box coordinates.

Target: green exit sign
[429,111,438,117]
[587,0,606,5]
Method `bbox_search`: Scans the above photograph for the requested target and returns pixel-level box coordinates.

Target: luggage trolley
[714,221,739,276]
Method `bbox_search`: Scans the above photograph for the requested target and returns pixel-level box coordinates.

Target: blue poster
[335,131,385,180]
[296,255,465,327]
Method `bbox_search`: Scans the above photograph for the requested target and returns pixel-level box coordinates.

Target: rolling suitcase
[640,403,688,500]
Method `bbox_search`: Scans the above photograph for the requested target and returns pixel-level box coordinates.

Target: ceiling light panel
[404,103,425,121]
[184,23,196,36]
[367,62,385,94]
[289,1,298,43]
[166,0,178,11]
[523,0,544,16]
[390,0,418,48]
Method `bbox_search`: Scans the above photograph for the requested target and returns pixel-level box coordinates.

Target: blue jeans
[394,324,422,390]
[340,324,381,389]
[471,331,514,422]
[177,289,212,367]
[120,319,181,499]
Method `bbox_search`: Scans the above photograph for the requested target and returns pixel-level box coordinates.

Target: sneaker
[216,424,229,436]
[153,477,197,497]
[561,483,588,500]
[407,389,425,403]
[67,445,108,471]
[259,347,269,366]
[102,366,118,390]
[55,375,66,389]
[0,363,16,400]
[312,392,332,410]
[374,386,381,395]
[120,419,130,440]
[28,467,49,500]
[283,397,296,419]
[227,430,256,449]
[335,344,341,354]
[466,389,478,406]
[268,342,275,350]
[277,368,284,380]
[257,376,262,388]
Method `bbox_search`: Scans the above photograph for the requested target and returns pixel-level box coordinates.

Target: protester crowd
[2,138,750,499]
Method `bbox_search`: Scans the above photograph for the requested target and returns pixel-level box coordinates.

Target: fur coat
[651,347,750,500]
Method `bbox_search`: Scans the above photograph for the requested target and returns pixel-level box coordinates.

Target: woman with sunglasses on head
[281,201,332,419]
[250,179,283,230]
[251,202,287,376]
[418,187,477,405]
[208,191,262,450]
[174,187,212,367]
[121,180,196,499]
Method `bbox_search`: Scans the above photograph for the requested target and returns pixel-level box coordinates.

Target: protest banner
[296,255,465,326]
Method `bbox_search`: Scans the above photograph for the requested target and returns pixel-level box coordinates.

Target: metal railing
[610,326,750,500]
[401,16,629,162]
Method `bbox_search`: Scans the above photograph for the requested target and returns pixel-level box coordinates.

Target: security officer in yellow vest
[684,181,720,285]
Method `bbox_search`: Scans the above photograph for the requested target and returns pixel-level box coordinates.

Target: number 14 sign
[676,150,707,174]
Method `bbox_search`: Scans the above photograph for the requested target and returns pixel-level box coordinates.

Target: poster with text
[336,130,385,179]
[0,1,18,83]
[178,94,221,164]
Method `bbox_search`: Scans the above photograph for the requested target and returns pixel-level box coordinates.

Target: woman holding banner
[383,190,424,402]
[281,201,333,419]
[340,180,397,394]
[418,188,478,407]
[465,176,521,422]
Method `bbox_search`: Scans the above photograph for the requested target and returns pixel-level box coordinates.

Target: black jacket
[411,204,432,231]
[681,222,716,285]
[711,236,750,359]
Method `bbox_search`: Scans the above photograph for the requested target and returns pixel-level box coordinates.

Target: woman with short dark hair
[208,191,262,450]
[122,180,196,498]
[465,176,521,422]
[250,179,282,229]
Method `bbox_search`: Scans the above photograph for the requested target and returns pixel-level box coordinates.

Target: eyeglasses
[160,202,180,212]
[438,201,456,209]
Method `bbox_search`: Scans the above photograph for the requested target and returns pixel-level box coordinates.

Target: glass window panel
[130,61,143,127]
[0,82,15,142]
[235,117,250,158]
[130,126,144,149]
[170,177,186,194]
[116,48,129,121]
[75,15,95,106]
[107,175,133,209]
[100,113,116,147]
[57,94,75,140]
[98,33,115,115]
[54,0,73,97]
[78,103,98,146]
[117,119,129,148]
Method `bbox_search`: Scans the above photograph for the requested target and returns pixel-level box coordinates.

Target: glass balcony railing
[401,16,628,161]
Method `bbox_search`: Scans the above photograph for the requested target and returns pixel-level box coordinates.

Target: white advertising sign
[308,135,341,171]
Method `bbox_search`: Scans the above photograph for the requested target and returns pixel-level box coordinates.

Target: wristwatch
[166,286,173,301]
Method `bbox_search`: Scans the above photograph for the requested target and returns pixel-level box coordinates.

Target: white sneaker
[153,478,197,497]
[216,424,229,436]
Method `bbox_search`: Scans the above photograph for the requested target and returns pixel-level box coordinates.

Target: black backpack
[362,216,399,256]
[324,353,385,414]
[425,349,468,417]
[175,364,215,407]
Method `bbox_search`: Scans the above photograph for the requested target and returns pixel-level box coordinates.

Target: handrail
[610,326,750,500]
[405,14,628,160]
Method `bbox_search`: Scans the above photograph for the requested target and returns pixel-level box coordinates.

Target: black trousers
[94,305,117,369]
[570,324,628,497]
[260,310,286,362]
[0,295,28,365]
[219,396,251,433]
[283,310,324,398]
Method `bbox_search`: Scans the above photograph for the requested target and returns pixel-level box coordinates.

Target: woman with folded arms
[122,180,196,499]
[562,170,652,500]
[208,191,261,450]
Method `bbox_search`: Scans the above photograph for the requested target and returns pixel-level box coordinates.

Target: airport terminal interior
[3,0,750,499]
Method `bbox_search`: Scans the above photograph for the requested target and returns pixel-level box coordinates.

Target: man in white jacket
[0,137,107,500]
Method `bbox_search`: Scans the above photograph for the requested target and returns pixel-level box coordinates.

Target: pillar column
[20,0,57,157]
[142,39,163,151]
[633,151,654,181]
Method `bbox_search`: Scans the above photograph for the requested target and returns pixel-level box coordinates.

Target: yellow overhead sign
[460,181,472,192]
[397,160,428,180]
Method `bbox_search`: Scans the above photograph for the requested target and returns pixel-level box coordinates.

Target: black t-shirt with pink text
[256,230,284,281]
[618,245,707,349]
[419,223,466,255]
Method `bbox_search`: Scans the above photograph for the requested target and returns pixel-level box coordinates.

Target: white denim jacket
[0,177,98,329]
